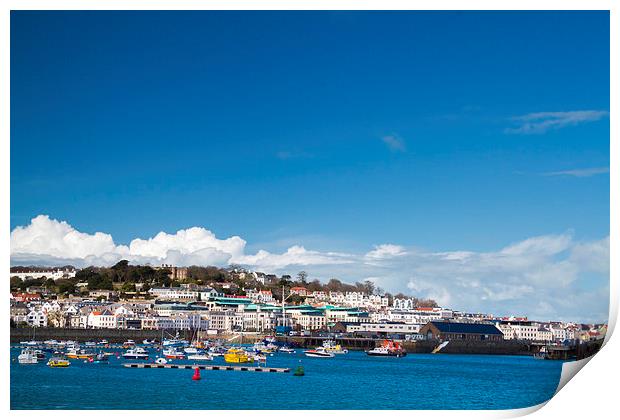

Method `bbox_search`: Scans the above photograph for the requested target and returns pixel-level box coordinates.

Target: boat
[184,347,200,354]
[143,339,156,345]
[278,346,295,354]
[304,348,335,358]
[84,341,97,347]
[252,353,267,363]
[18,348,39,364]
[155,357,168,365]
[534,346,548,360]
[252,341,277,354]
[163,348,186,359]
[122,340,136,348]
[33,349,47,360]
[322,340,348,354]
[20,340,39,346]
[96,352,109,362]
[187,352,214,361]
[97,339,109,345]
[47,357,71,368]
[224,348,251,363]
[66,349,96,359]
[123,347,149,359]
[366,340,407,357]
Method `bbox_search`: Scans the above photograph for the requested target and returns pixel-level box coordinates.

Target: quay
[123,363,290,373]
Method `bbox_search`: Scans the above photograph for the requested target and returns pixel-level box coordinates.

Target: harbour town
[11,263,606,361]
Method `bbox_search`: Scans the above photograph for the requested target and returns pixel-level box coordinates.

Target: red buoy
[192,367,201,381]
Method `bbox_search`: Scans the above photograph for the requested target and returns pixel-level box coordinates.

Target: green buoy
[293,365,305,376]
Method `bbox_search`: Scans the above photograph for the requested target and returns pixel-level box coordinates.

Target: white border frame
[2,2,617,419]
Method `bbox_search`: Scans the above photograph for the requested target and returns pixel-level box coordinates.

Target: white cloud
[381,134,406,152]
[543,167,609,178]
[365,244,407,260]
[10,215,609,322]
[505,110,608,134]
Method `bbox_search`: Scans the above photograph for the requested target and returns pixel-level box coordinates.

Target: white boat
[84,341,97,347]
[304,348,335,358]
[155,357,168,365]
[184,347,199,354]
[18,348,39,364]
[278,346,295,354]
[21,340,39,346]
[187,353,213,361]
[122,347,149,360]
[534,346,548,360]
[122,340,136,348]
[97,339,109,345]
[143,339,156,345]
[366,340,407,357]
[163,348,186,359]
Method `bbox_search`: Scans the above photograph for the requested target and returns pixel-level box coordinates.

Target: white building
[11,267,76,281]
[26,308,47,327]
[87,310,118,329]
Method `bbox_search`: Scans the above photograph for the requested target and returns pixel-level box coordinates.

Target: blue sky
[10,11,610,321]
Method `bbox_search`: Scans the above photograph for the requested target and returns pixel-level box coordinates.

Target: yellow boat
[47,358,71,367]
[224,348,251,364]
[66,350,95,359]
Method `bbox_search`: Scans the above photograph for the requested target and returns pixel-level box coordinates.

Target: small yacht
[122,340,136,348]
[18,348,39,364]
[84,341,97,347]
[304,348,335,358]
[184,347,200,354]
[187,352,213,361]
[278,346,295,354]
[122,347,149,359]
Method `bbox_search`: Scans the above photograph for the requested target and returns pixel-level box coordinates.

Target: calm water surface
[10,346,563,410]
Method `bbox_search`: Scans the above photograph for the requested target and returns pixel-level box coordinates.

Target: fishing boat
[122,347,149,360]
[366,340,407,357]
[18,348,39,364]
[304,348,335,358]
[47,357,71,367]
[322,340,348,354]
[163,348,186,359]
[187,352,213,361]
[224,348,251,363]
[66,349,96,359]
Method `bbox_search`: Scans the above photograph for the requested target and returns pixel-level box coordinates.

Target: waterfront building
[87,310,118,329]
[26,307,47,327]
[10,266,76,281]
[419,321,504,341]
[346,321,422,336]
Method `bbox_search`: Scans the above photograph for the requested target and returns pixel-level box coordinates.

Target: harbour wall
[10,327,192,343]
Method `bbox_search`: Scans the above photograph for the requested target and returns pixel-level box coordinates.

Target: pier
[123,363,290,373]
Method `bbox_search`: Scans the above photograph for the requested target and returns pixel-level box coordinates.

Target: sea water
[10,347,563,410]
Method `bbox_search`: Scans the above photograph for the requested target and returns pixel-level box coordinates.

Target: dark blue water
[10,347,563,410]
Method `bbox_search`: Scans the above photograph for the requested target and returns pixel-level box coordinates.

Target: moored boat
[322,340,348,354]
[47,357,71,367]
[187,352,213,361]
[224,348,251,363]
[278,346,295,354]
[66,349,96,359]
[18,348,39,364]
[304,348,335,358]
[366,340,407,357]
[163,348,186,359]
[123,347,149,359]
